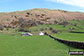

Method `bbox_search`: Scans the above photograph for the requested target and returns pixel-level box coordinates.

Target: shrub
[0,25,4,31]
[26,12,32,15]
[49,27,53,30]
[52,30,58,33]
[74,24,77,26]
[18,28,30,32]
[37,21,44,25]
[58,21,69,25]
[8,25,12,28]
[41,14,46,16]
[40,28,44,31]
[54,20,58,24]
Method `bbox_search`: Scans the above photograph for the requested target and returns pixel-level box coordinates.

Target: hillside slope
[0,8,84,27]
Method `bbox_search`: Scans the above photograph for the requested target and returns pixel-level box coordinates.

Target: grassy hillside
[53,33,84,42]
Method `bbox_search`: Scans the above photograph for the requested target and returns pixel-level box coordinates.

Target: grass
[53,33,84,42]
[0,33,84,56]
[0,20,84,56]
[29,24,84,34]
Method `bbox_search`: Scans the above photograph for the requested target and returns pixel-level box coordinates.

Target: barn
[21,32,33,36]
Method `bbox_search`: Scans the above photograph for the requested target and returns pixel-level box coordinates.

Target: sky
[0,0,84,12]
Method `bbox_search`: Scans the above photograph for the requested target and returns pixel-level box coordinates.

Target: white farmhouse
[39,32,44,36]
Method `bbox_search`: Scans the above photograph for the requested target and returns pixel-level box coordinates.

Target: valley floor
[0,33,83,56]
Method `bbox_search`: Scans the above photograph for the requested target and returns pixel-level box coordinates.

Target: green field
[0,33,84,56]
[0,20,84,56]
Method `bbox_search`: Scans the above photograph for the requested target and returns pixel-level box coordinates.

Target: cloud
[47,0,84,7]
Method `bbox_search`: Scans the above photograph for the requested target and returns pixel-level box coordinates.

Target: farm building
[39,32,44,35]
[21,32,33,36]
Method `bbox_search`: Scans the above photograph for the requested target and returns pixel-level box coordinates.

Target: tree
[49,27,53,30]
[52,30,58,33]
[58,21,69,26]
[0,25,4,31]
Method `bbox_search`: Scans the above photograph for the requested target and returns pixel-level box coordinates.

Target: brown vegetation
[0,8,84,28]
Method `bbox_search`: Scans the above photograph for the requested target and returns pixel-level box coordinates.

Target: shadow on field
[70,31,84,34]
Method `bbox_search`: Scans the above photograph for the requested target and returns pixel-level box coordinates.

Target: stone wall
[45,33,84,49]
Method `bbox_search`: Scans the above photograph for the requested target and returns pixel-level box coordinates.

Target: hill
[0,8,84,28]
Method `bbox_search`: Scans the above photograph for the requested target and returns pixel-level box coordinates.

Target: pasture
[0,20,84,56]
[0,33,83,56]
